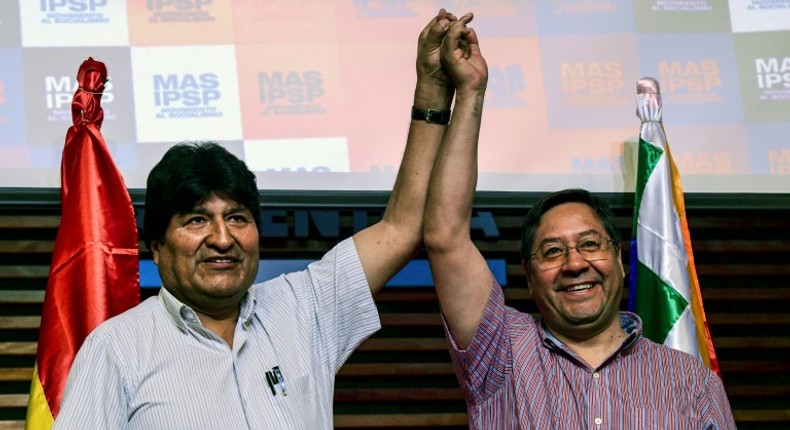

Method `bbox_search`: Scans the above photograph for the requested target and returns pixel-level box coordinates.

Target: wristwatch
[411,106,451,125]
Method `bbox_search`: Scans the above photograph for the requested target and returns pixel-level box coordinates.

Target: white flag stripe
[639,121,668,150]
[637,155,693,304]
[633,78,717,370]
[664,306,701,357]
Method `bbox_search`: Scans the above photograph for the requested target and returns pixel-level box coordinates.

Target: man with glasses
[422,22,737,426]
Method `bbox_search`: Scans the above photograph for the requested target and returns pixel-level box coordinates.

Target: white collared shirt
[55,238,380,430]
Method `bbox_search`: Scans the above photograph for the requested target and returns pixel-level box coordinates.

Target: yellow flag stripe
[25,364,54,430]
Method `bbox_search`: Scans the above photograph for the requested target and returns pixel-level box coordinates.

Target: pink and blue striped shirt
[445,281,736,429]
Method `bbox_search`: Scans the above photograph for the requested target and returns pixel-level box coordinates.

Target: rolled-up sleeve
[302,238,381,373]
[444,280,513,406]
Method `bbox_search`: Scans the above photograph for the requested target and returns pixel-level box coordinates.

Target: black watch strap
[411,106,451,125]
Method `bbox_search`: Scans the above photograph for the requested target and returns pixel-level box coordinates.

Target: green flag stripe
[632,138,664,237]
[635,261,689,343]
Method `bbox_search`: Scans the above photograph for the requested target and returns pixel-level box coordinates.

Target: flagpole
[25,58,140,429]
[630,77,721,377]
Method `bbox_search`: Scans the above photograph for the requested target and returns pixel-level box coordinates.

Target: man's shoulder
[87,296,162,340]
[504,306,541,328]
[69,297,164,369]
[248,276,292,300]
[635,337,716,377]
[482,283,542,337]
[503,303,543,344]
[248,238,363,300]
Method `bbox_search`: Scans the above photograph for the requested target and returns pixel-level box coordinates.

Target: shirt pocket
[630,407,701,430]
[277,374,327,429]
[283,374,311,398]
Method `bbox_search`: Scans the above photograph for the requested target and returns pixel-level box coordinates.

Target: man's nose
[561,246,589,270]
[206,220,233,249]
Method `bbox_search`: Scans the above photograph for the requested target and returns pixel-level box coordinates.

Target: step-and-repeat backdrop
[0,0,788,192]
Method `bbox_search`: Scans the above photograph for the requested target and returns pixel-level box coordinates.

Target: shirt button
[594,417,602,425]
[593,372,600,379]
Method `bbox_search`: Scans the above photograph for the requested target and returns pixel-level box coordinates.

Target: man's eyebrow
[179,207,209,216]
[224,206,251,216]
[535,229,602,247]
[178,206,250,216]
[536,237,562,247]
[576,229,603,239]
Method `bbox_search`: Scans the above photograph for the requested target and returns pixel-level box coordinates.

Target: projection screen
[0,0,788,193]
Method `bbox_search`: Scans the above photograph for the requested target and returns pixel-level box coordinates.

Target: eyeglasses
[529,235,616,270]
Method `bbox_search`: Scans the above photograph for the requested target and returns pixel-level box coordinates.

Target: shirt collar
[157,287,257,333]
[238,288,257,329]
[540,311,644,352]
[618,311,643,351]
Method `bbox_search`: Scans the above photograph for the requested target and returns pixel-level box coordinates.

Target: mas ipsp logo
[147,0,214,23]
[572,154,624,174]
[258,71,325,116]
[39,0,110,24]
[561,61,624,106]
[45,75,115,121]
[488,64,527,108]
[755,57,790,100]
[153,73,223,118]
[658,60,723,103]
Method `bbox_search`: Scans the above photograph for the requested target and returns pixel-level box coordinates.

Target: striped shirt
[446,281,737,430]
[54,238,380,430]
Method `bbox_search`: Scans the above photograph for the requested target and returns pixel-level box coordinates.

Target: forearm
[354,81,451,294]
[381,79,453,239]
[379,10,455,246]
[424,90,490,348]
[423,12,490,347]
[353,10,458,295]
[424,90,483,251]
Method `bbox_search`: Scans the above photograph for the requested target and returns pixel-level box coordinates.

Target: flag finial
[636,77,660,95]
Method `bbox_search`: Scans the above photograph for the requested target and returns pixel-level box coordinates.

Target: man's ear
[150,240,161,265]
[521,259,532,291]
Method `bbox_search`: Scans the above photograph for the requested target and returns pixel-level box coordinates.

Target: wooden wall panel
[0,191,788,429]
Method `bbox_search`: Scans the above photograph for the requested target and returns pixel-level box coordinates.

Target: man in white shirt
[54,9,474,430]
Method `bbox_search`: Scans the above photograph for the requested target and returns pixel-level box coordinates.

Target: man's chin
[555,310,609,329]
[201,283,251,299]
[223,284,251,295]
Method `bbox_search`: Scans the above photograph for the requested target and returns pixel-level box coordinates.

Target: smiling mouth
[561,282,595,293]
[202,257,238,264]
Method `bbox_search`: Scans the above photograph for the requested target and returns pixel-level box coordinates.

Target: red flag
[26,58,140,429]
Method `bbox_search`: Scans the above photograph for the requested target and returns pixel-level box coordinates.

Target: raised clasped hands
[415,9,458,108]
[414,10,488,110]
[440,12,488,97]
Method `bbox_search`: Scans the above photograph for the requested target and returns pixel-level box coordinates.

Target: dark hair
[143,142,261,247]
[519,188,621,262]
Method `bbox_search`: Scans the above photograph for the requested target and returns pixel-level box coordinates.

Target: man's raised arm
[353,10,457,294]
[423,13,490,350]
